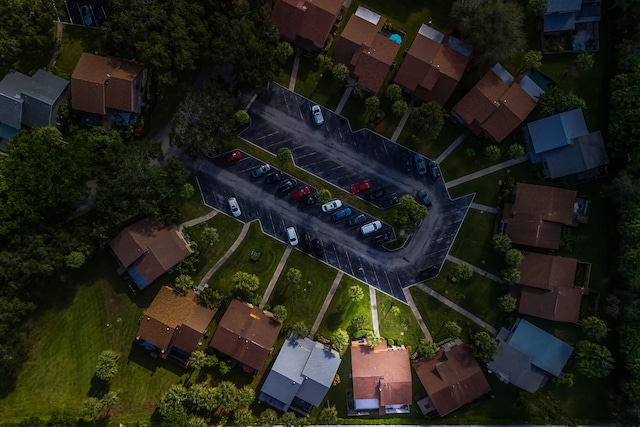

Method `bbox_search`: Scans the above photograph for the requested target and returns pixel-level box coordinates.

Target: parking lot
[197,84,473,302]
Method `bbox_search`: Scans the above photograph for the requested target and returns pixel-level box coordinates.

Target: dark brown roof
[518,251,578,291]
[413,344,491,416]
[271,0,342,49]
[136,286,216,354]
[71,53,145,115]
[209,299,283,371]
[353,34,400,92]
[518,286,584,323]
[351,341,412,407]
[109,218,193,284]
[480,83,537,142]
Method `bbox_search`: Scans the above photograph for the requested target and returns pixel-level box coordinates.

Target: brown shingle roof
[109,218,192,285]
[413,344,491,416]
[518,252,578,291]
[351,341,412,407]
[353,34,400,92]
[271,0,342,49]
[209,299,283,371]
[480,84,537,142]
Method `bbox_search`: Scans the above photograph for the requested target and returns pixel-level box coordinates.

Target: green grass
[339,93,403,138]
[266,250,339,329]
[294,56,344,111]
[316,275,373,338]
[450,209,502,274]
[55,25,108,76]
[174,174,214,223]
[376,291,424,346]
[273,52,295,88]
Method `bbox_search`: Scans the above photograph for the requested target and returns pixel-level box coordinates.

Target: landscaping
[316,275,373,339]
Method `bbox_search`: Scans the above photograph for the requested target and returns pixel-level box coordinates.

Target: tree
[507,144,525,159]
[393,195,428,233]
[199,288,225,309]
[390,305,401,316]
[316,189,332,204]
[501,267,521,285]
[174,274,194,293]
[392,99,408,117]
[260,409,279,427]
[492,234,512,254]
[234,110,251,128]
[412,338,438,360]
[95,350,119,382]
[523,50,543,70]
[0,0,53,70]
[504,249,524,267]
[484,145,501,161]
[188,350,210,371]
[233,408,254,427]
[331,63,349,83]
[365,96,380,113]
[581,316,608,341]
[455,262,473,281]
[272,305,288,322]
[537,87,587,116]
[349,285,365,302]
[409,101,446,144]
[180,183,195,199]
[451,0,526,69]
[158,384,188,416]
[80,397,103,420]
[316,55,333,73]
[201,227,219,245]
[161,409,189,427]
[319,406,338,424]
[331,329,350,352]
[101,391,120,415]
[385,84,403,102]
[470,331,498,362]
[497,294,517,313]
[527,0,547,15]
[65,252,86,269]
[232,271,260,300]
[574,53,595,72]
[281,412,297,427]
[575,340,614,378]
[236,385,255,408]
[213,381,238,413]
[187,417,209,427]
[291,321,309,338]
[277,147,292,163]
[443,321,462,338]
[286,268,302,285]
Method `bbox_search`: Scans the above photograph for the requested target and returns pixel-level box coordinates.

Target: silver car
[228,197,241,217]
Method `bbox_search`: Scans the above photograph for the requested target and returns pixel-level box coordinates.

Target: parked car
[311,104,324,125]
[286,226,299,246]
[374,231,392,243]
[346,214,366,227]
[224,150,242,164]
[312,238,324,257]
[414,154,427,175]
[416,189,432,208]
[402,152,412,173]
[428,160,441,180]
[227,197,241,218]
[350,180,372,194]
[80,5,93,26]
[300,195,318,208]
[292,186,311,201]
[361,220,383,236]
[332,207,352,221]
[265,172,283,184]
[366,188,386,201]
[278,179,298,193]
[379,195,399,208]
[321,199,343,213]
[251,164,271,178]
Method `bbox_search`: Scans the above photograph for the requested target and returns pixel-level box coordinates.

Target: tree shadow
[87,375,111,398]
[324,310,343,332]
[126,341,185,377]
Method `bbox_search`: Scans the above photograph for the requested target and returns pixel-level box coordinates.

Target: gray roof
[487,341,548,392]
[543,130,607,179]
[354,6,381,25]
[22,70,69,105]
[518,75,545,100]
[546,0,581,14]
[446,35,473,57]
[418,24,445,44]
[528,108,588,154]
[544,12,576,32]
[491,64,514,85]
[0,71,29,130]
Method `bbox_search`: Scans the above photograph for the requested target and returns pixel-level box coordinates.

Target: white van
[286,226,299,246]
[360,220,382,236]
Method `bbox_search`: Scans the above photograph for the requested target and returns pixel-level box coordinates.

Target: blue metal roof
[527,108,588,154]
[544,13,576,32]
[128,266,150,290]
[546,0,581,14]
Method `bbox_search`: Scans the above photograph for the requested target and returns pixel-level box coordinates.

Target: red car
[350,180,372,194]
[292,186,311,201]
[224,150,242,164]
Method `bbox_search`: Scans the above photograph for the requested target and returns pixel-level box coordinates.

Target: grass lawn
[294,56,344,111]
[376,291,424,346]
[173,174,214,223]
[266,250,339,329]
[339,93,402,139]
[55,25,108,76]
[450,209,502,274]
[316,275,373,339]
[273,52,295,88]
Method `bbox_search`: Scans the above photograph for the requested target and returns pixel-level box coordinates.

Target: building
[524,108,608,180]
[488,318,573,392]
[502,183,580,250]
[514,252,588,323]
[333,6,401,93]
[351,340,412,415]
[394,24,472,106]
[209,299,283,374]
[542,0,601,53]
[0,69,69,148]
[414,340,491,417]
[451,64,544,142]
[136,286,216,363]
[271,0,343,51]
[109,218,193,291]
[71,53,147,128]
[259,334,342,415]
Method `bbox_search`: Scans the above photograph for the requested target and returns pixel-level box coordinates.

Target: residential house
[70,53,147,129]
[414,340,491,417]
[209,299,283,374]
[135,286,216,363]
[514,252,588,323]
[109,218,193,291]
[333,6,401,93]
[259,333,342,415]
[542,0,601,53]
[488,318,573,392]
[0,69,69,148]
[451,64,544,142]
[524,108,608,180]
[394,24,472,106]
[271,0,343,51]
[502,183,580,250]
[351,340,412,415]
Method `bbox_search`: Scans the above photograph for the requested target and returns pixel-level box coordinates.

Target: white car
[286,226,299,246]
[311,104,324,125]
[321,199,343,213]
[360,220,382,236]
[228,197,241,217]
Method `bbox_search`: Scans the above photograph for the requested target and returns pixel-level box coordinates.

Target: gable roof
[0,71,29,130]
[209,299,283,372]
[351,341,412,408]
[271,0,342,50]
[353,33,400,92]
[413,343,490,416]
[546,0,582,13]
[528,108,589,154]
[109,218,193,289]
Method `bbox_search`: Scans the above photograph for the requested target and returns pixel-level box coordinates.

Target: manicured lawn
[174,174,214,223]
[266,250,339,329]
[55,24,108,76]
[316,275,373,339]
[339,94,403,138]
[450,209,502,274]
[294,56,344,111]
[376,291,424,346]
[273,51,295,88]
[439,135,514,182]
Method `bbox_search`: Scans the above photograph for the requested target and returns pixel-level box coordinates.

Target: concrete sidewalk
[469,202,501,214]
[335,86,353,115]
[179,209,217,231]
[436,133,467,163]
[310,271,344,337]
[446,255,505,284]
[370,286,379,335]
[260,246,293,308]
[403,287,432,340]
[390,98,414,141]
[445,155,529,188]
[199,222,251,287]
[288,49,301,91]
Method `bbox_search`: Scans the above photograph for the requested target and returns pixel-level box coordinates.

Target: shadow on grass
[126,342,185,377]
[87,375,110,398]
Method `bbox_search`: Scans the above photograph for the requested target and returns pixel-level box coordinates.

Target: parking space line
[384,270,392,289]
[331,244,341,269]
[345,251,355,276]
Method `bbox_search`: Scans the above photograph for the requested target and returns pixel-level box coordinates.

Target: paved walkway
[390,98,415,142]
[402,287,432,340]
[436,133,467,163]
[469,202,501,214]
[445,154,530,188]
[415,283,498,335]
[370,286,379,336]
[288,49,301,91]
[199,222,251,287]
[446,255,506,284]
[50,21,64,65]
[310,271,344,337]
[179,209,217,231]
[335,86,353,115]
[260,246,293,308]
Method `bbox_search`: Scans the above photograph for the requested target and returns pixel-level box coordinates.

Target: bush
[507,144,525,159]
[392,99,408,117]
[484,145,501,161]
[234,110,250,127]
[385,84,403,102]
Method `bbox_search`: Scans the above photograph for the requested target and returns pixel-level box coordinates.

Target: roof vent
[166,327,170,331]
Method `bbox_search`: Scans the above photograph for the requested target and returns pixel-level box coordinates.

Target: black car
[402,152,412,173]
[366,188,386,201]
[374,231,392,243]
[278,179,298,193]
[312,238,324,257]
[300,195,318,208]
[416,189,432,209]
[379,195,399,208]
[265,172,283,184]
[346,214,366,227]
[428,160,441,180]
